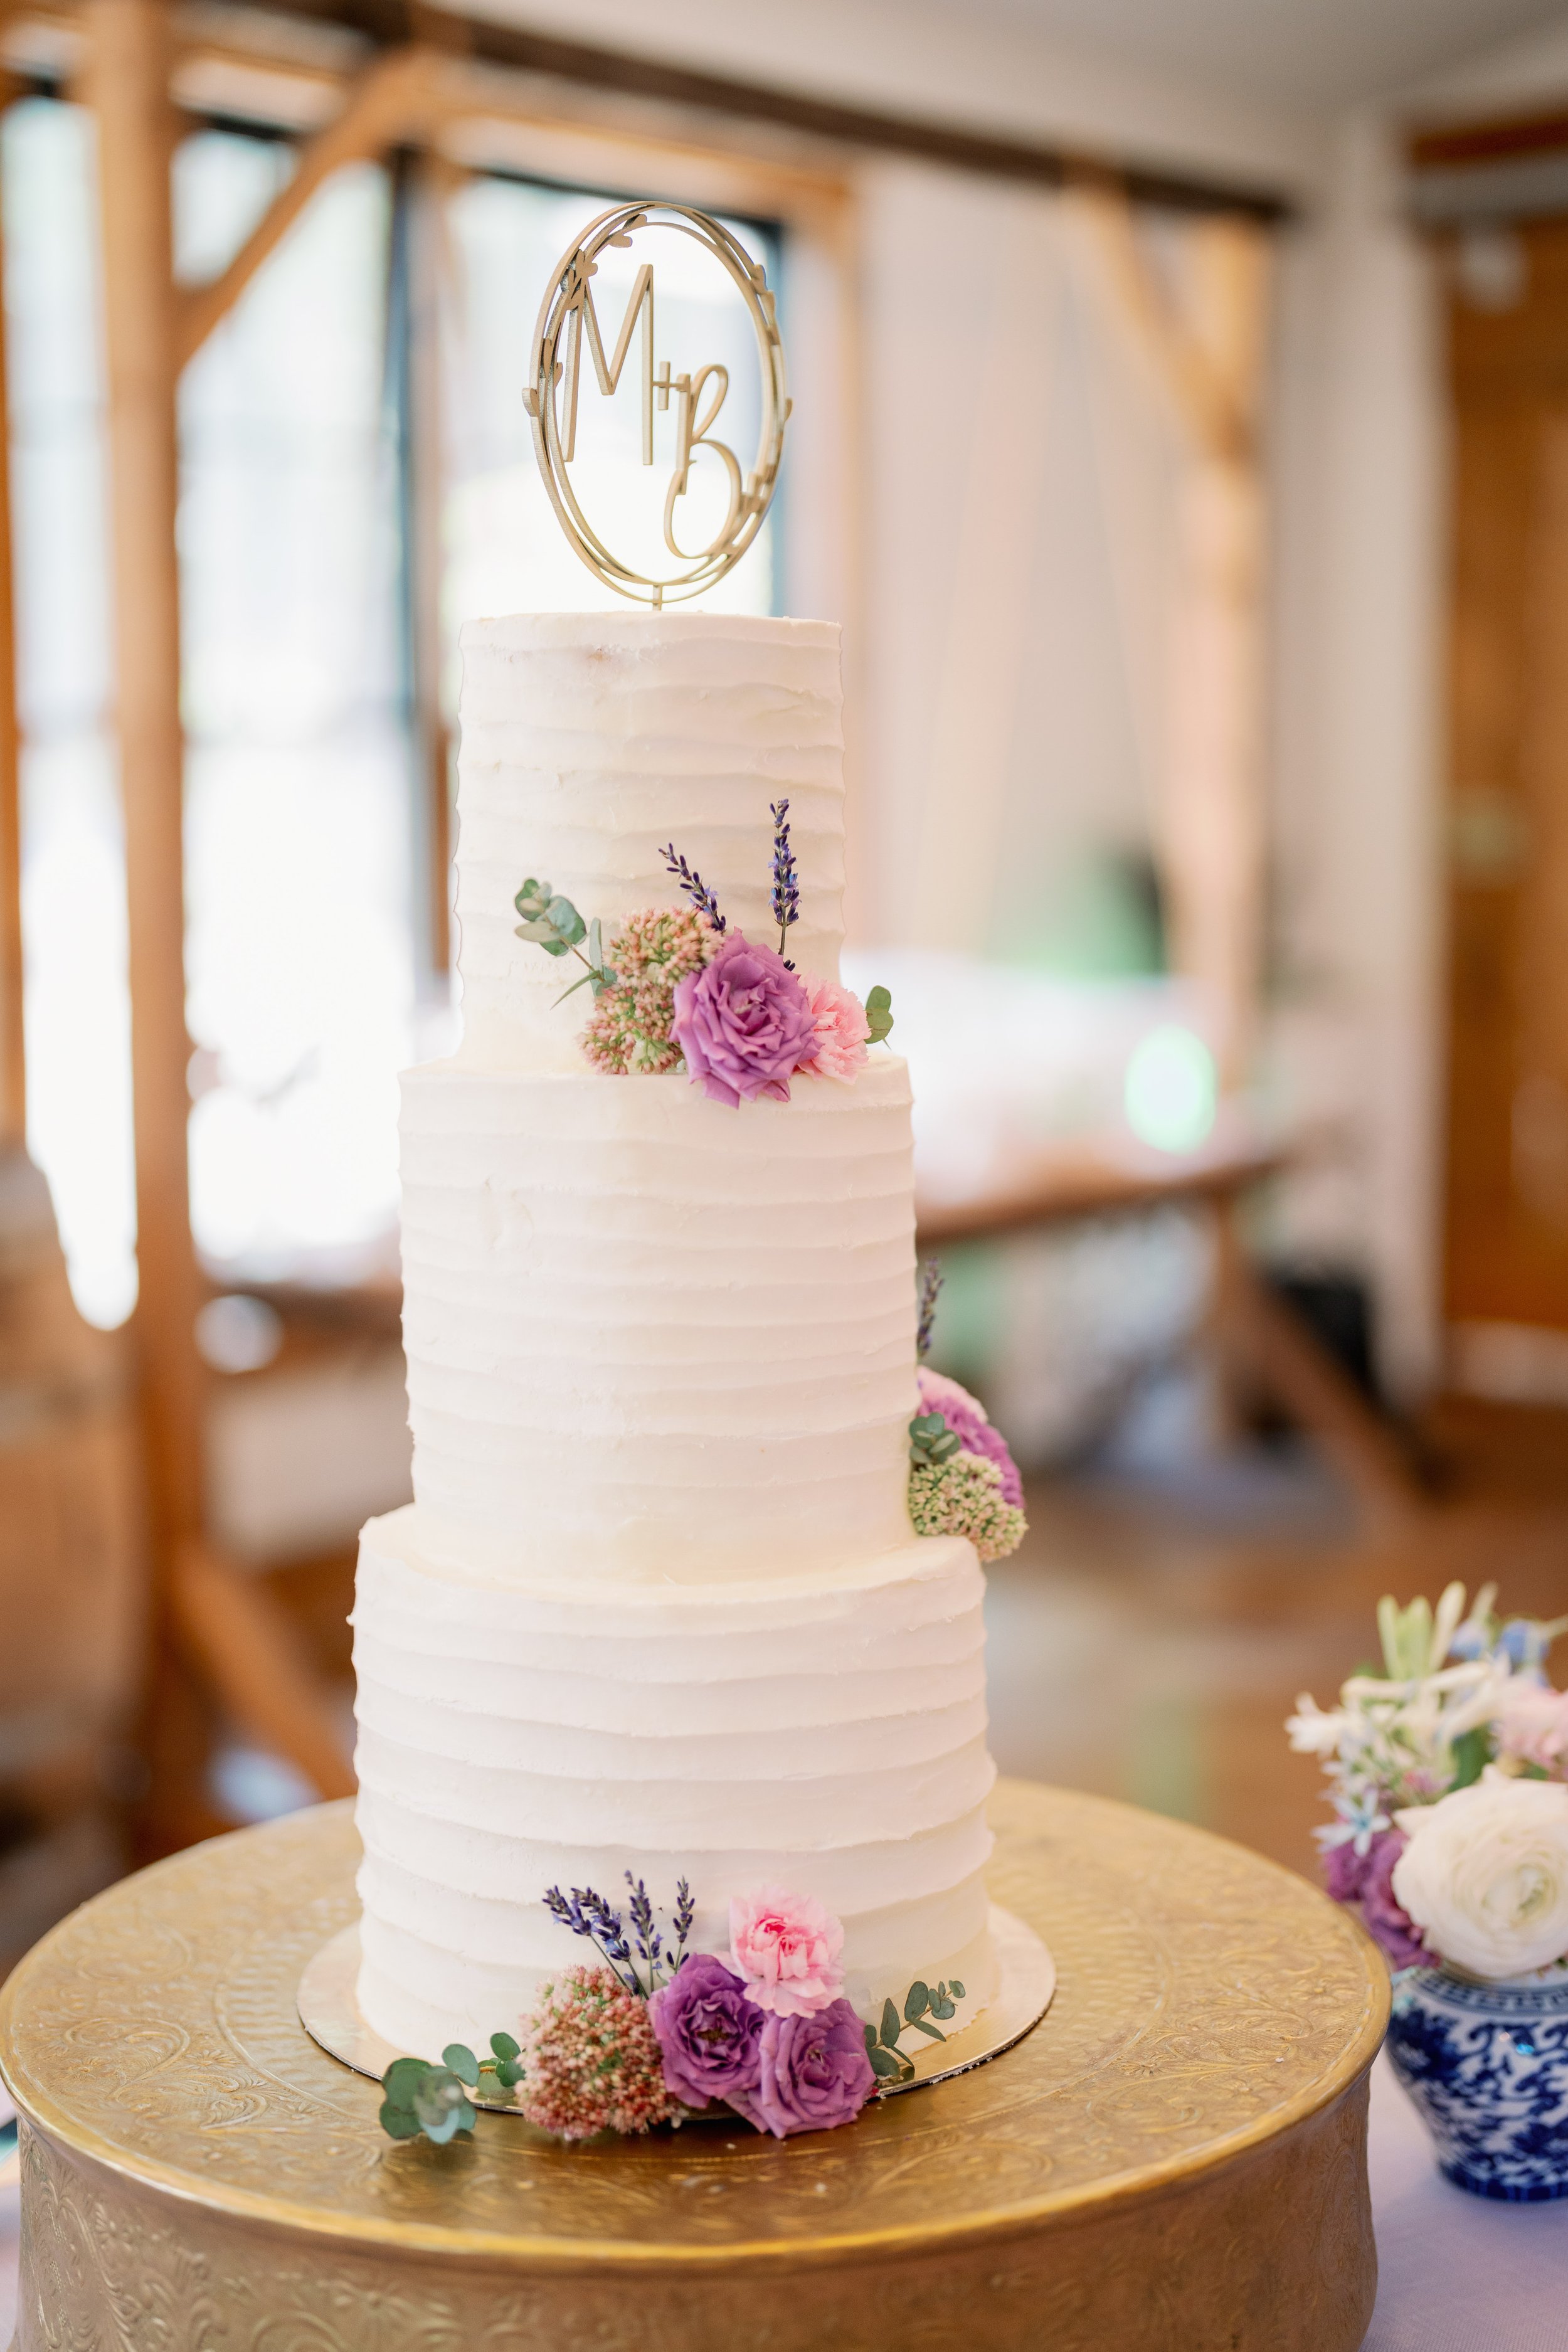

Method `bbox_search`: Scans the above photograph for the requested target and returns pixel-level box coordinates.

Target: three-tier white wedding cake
[351,610,999,2058]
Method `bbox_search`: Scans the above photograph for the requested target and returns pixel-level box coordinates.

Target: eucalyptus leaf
[413,2069,467,2133]
[514,877,553,920]
[866,2043,903,2080]
[864,983,894,1044]
[495,2059,524,2089]
[381,2057,428,2109]
[379,2100,423,2139]
[879,1998,901,2049]
[546,896,586,948]
[904,1981,930,2023]
[950,1980,965,2000]
[422,2106,464,2145]
[908,2016,946,2043]
[490,2032,521,2062]
[929,1991,955,2020]
[443,2043,480,2087]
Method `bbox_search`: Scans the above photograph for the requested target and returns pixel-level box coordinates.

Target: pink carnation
[729,1887,845,2017]
[916,1367,1024,1509]
[803,982,869,1083]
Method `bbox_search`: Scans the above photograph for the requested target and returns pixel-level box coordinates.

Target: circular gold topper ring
[523,200,789,608]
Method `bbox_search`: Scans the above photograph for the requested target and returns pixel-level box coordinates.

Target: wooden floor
[986,1397,1568,1882]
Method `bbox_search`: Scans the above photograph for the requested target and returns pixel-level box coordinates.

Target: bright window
[6,117,780,1321]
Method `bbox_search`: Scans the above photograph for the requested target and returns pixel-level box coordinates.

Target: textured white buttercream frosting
[455,612,845,1074]
[401,1058,918,1580]
[354,1508,996,2057]
[354,612,1000,2061]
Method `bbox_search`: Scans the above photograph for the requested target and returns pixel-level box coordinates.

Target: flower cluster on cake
[379,1877,970,2146]
[1289,1581,1568,1979]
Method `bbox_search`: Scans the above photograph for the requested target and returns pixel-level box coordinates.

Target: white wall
[461,0,1329,196]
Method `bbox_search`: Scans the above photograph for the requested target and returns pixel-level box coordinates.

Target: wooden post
[1161,220,1269,1090]
[83,3,359,1830]
[84,0,206,1568]
[1070,189,1270,1085]
[0,93,24,1148]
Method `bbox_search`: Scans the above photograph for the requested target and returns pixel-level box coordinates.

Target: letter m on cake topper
[557,250,655,465]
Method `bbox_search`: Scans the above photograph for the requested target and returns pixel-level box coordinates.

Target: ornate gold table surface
[0,1783,1389,2352]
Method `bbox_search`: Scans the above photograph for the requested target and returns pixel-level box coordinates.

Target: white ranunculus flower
[1393,1769,1568,1981]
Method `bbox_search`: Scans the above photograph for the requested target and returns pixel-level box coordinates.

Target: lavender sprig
[623,1872,664,1984]
[916,1259,943,1360]
[672,1877,695,1973]
[660,844,726,933]
[769,798,799,964]
[543,1883,640,1994]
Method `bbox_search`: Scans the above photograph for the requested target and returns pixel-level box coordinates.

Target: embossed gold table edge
[0,1782,1392,2351]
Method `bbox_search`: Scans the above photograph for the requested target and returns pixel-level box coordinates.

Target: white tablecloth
[1363,2050,1568,2349]
[3,2060,1567,2344]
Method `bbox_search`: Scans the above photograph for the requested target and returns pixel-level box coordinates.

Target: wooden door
[1444,218,1568,1339]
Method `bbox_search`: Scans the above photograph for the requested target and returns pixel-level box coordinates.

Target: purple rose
[647,1954,763,2109]
[1325,1828,1428,1971]
[726,1998,876,2139]
[670,933,818,1108]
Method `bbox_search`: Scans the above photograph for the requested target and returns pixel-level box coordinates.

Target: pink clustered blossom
[518,1966,675,2141]
[729,1886,845,2016]
[916,1367,1024,1509]
[1324,1830,1428,1971]
[1495,1681,1568,1775]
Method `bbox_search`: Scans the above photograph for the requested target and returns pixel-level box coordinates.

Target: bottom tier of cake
[351,1504,998,2056]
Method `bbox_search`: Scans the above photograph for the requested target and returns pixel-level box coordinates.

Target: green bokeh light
[1123,1025,1217,1154]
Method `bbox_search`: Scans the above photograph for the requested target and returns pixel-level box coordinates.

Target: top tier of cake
[454,612,845,1073]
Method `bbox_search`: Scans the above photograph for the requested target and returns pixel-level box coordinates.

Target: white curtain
[856,161,1189,962]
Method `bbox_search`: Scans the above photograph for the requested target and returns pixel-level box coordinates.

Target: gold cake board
[0,1784,1389,2351]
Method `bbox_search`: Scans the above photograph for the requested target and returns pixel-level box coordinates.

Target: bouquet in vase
[1288,1581,1568,1979]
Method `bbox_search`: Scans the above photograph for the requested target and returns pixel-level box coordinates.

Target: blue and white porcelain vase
[1386,1963,1568,2200]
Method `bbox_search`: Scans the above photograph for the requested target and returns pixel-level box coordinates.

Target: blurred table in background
[916,1125,1424,1525]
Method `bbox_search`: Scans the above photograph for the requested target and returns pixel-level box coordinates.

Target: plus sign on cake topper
[523,199,790,608]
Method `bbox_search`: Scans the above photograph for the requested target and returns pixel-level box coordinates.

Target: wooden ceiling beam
[3,1,1296,223]
[175,39,437,364]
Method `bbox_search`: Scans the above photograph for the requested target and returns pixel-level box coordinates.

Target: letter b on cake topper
[524,201,788,607]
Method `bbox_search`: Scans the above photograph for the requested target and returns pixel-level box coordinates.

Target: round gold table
[0,1784,1389,2351]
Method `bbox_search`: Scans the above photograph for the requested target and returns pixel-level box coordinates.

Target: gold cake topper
[523,200,789,607]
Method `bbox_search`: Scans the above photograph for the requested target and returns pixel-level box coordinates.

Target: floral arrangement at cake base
[378,1876,970,2150]
[1289,1581,1568,2199]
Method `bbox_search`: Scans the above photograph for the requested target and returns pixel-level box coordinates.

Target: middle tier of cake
[400,1057,919,1582]
[352,1507,997,2057]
